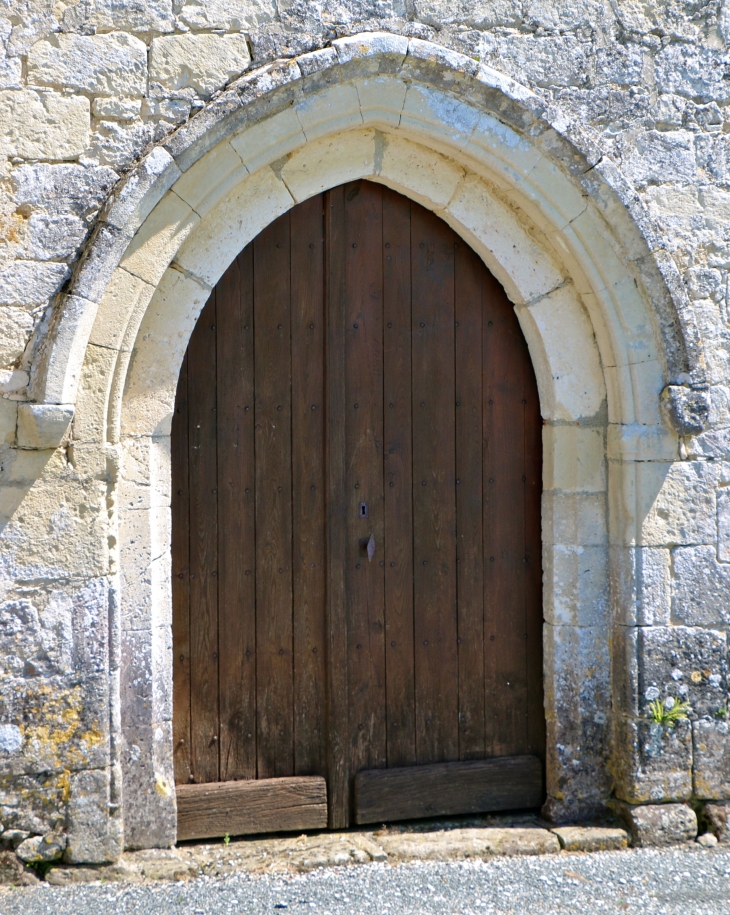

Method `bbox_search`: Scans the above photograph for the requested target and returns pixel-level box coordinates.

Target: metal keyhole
[359,502,368,519]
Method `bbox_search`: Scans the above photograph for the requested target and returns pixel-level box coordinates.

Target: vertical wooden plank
[325,185,350,827]
[217,249,257,781]
[187,294,220,783]
[523,314,545,761]
[483,271,529,757]
[454,241,485,761]
[381,187,416,769]
[290,195,327,777]
[344,180,387,782]
[254,214,295,779]
[172,353,191,785]
[411,203,458,765]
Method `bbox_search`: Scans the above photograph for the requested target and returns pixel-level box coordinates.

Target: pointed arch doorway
[171,180,545,841]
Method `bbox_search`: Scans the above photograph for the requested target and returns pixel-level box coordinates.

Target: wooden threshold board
[354,756,543,825]
[176,776,328,841]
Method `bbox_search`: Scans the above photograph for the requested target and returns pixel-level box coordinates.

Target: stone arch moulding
[28,33,705,848]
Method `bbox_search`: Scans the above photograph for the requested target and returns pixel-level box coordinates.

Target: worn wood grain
[177,776,328,841]
[325,185,350,828]
[217,251,257,781]
[187,294,220,783]
[254,214,295,779]
[454,240,485,761]
[344,180,387,782]
[382,186,415,769]
[411,204,458,766]
[354,755,543,824]
[290,196,327,777]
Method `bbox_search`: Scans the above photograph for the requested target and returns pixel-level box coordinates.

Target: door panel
[171,180,544,838]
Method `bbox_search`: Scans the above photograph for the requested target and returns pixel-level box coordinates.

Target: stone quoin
[0,0,729,865]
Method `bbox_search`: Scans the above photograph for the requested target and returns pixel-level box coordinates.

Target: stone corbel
[660,384,710,436]
[17,403,75,450]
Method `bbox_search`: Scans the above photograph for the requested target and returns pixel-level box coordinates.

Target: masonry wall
[1,0,730,863]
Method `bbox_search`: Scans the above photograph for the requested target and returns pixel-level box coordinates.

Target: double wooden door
[172,181,544,840]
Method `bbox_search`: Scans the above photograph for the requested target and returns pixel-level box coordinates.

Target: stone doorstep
[36,823,637,886]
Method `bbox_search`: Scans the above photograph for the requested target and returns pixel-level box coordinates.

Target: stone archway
[28,34,700,849]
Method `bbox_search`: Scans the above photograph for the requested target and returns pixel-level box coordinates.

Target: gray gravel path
[1,846,729,914]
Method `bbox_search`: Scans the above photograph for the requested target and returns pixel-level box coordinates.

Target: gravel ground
[1,846,729,914]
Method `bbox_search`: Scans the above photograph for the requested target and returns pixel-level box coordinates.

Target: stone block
[479,32,589,89]
[0,399,17,445]
[103,146,182,234]
[177,0,276,30]
[16,830,65,863]
[400,83,480,153]
[121,724,176,850]
[0,260,70,307]
[0,90,89,160]
[619,130,697,188]
[655,44,730,105]
[92,98,142,121]
[0,850,39,885]
[280,128,375,204]
[446,174,565,306]
[635,460,717,547]
[61,0,176,34]
[149,33,251,99]
[638,626,727,718]
[543,492,607,547]
[121,196,199,288]
[544,424,605,494]
[543,544,608,627]
[355,76,408,129]
[610,547,671,627]
[550,826,628,852]
[614,718,692,803]
[719,488,730,562]
[65,768,122,864]
[333,32,409,73]
[377,827,559,859]
[11,164,118,221]
[620,803,697,847]
[672,546,730,626]
[27,32,147,98]
[515,286,605,422]
[0,307,33,370]
[295,81,363,142]
[693,718,730,799]
[88,268,155,351]
[82,119,156,172]
[377,134,463,209]
[17,405,74,451]
[23,213,88,262]
[230,108,305,176]
[174,167,291,288]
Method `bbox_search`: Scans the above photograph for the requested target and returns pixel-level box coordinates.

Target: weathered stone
[614,718,693,804]
[11,164,119,221]
[92,98,142,121]
[660,385,711,436]
[638,627,727,718]
[550,826,628,852]
[620,803,697,847]
[697,832,718,847]
[27,32,148,98]
[82,120,157,171]
[61,0,176,34]
[16,830,66,863]
[618,130,697,188]
[0,307,33,368]
[17,404,74,451]
[22,214,89,262]
[718,488,730,563]
[655,44,730,105]
[149,33,252,99]
[177,0,277,30]
[703,801,730,843]
[672,546,730,626]
[479,33,590,89]
[693,718,730,799]
[0,91,90,160]
[378,827,560,859]
[0,849,39,885]
[65,768,122,865]
[0,261,70,308]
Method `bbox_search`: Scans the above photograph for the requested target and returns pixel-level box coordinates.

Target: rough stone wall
[0,0,729,862]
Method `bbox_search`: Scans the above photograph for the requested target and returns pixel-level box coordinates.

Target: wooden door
[172,181,544,840]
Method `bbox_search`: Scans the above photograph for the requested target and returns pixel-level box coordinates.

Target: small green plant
[223,833,231,847]
[715,701,728,720]
[648,697,692,727]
